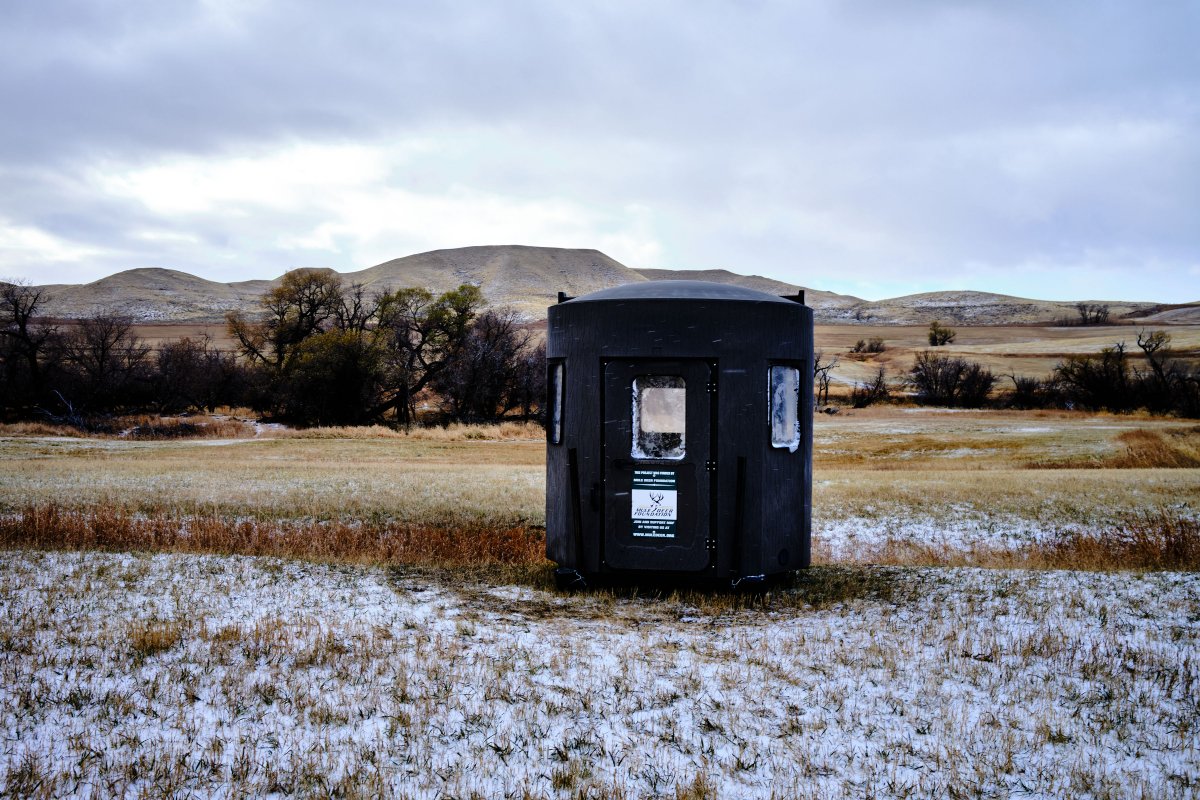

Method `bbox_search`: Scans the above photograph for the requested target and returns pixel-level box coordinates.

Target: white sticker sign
[631,470,677,538]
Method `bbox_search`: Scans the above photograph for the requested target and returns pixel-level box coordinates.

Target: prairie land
[2,408,1196,557]
[1,409,1198,798]
[814,322,1200,387]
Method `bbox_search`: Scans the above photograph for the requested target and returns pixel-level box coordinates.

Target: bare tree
[850,366,890,408]
[813,350,839,406]
[1136,329,1171,383]
[1075,303,1111,325]
[333,282,377,332]
[0,281,56,409]
[57,315,151,411]
[154,335,245,413]
[435,309,538,422]
[1133,329,1199,414]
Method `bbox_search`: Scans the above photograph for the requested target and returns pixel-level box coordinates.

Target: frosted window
[549,363,564,445]
[769,365,801,452]
[633,376,685,460]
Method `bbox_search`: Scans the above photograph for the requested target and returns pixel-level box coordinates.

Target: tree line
[0,273,545,427]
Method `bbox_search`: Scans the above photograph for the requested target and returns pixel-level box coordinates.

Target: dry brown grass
[128,619,184,659]
[1026,426,1200,469]
[815,510,1200,572]
[1037,511,1200,571]
[273,420,544,441]
[0,436,545,525]
[0,504,546,569]
[0,414,256,440]
[2,408,1196,578]
[815,322,1200,384]
[0,416,543,442]
[0,421,85,437]
[4,502,1196,577]
[1105,428,1200,468]
[122,415,254,439]
[812,406,1179,470]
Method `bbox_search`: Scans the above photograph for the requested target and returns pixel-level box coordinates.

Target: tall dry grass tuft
[0,421,91,437]
[0,415,256,440]
[1039,511,1200,571]
[123,416,254,439]
[0,504,546,568]
[128,620,183,659]
[274,421,544,441]
[1106,429,1200,468]
[1027,427,1200,469]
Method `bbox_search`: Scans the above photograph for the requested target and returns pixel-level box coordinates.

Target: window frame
[631,374,687,461]
[767,363,802,452]
[548,360,565,445]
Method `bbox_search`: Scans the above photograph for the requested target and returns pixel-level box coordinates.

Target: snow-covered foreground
[2,551,1198,798]
[815,514,1062,561]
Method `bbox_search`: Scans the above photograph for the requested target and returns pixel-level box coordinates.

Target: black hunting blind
[545,280,813,589]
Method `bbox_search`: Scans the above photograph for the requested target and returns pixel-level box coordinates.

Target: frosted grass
[2,551,1197,798]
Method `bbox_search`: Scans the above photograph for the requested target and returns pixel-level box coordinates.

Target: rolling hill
[30,245,1182,325]
[34,268,273,322]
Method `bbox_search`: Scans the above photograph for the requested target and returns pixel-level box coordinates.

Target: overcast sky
[1,0,1197,302]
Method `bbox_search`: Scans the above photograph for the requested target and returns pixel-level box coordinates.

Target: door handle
[589,483,601,511]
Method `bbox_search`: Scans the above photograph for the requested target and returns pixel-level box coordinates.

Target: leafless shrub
[849,367,890,408]
[849,337,885,354]
[1001,374,1053,409]
[908,351,996,407]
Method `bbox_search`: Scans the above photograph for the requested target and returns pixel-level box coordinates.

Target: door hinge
[705,460,717,473]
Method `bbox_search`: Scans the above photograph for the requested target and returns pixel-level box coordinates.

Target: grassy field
[813,322,1200,386]
[2,409,1198,797]
[0,421,546,525]
[1,408,1195,557]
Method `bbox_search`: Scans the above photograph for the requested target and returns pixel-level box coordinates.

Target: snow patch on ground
[815,515,1064,560]
[2,551,1197,798]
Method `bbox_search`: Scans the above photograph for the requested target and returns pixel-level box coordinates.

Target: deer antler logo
[649,491,664,506]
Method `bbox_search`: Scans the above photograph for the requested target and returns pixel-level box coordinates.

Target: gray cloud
[1,0,1197,300]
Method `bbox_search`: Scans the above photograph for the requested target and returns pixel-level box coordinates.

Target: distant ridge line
[28,244,1186,325]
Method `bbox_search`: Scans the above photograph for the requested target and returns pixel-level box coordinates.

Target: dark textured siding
[546,283,812,579]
